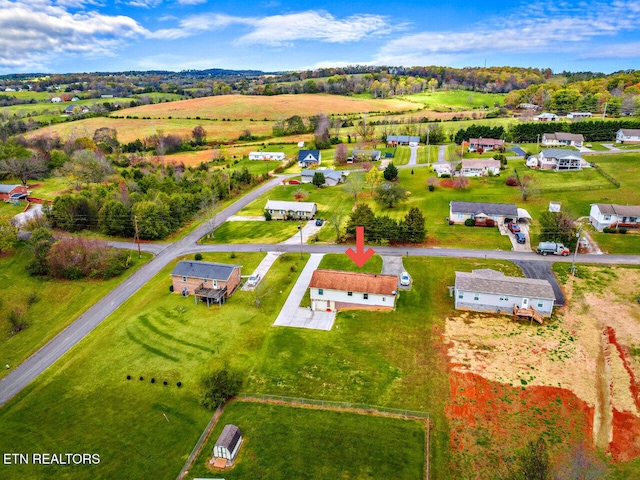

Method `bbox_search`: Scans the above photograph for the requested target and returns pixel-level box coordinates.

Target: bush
[428,184,435,192]
[177,382,182,387]
[264,210,272,221]
[290,265,297,272]
[194,253,203,261]
[169,285,174,292]
[619,227,628,234]
[126,375,131,380]
[200,366,243,410]
[139,376,144,381]
[465,218,475,227]
[163,381,168,386]
[506,176,519,186]
[151,378,155,383]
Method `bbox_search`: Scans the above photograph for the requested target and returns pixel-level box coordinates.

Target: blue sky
[1,0,639,74]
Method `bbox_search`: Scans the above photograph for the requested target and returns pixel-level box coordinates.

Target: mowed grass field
[113,93,423,121]
[401,90,506,110]
[187,401,426,480]
[0,247,152,380]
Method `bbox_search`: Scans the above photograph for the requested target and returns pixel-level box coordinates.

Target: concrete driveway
[281,220,324,245]
[500,222,532,252]
[512,260,566,306]
[273,254,336,330]
[381,255,408,290]
[241,251,281,291]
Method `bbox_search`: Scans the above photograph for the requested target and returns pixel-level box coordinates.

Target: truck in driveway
[536,242,570,256]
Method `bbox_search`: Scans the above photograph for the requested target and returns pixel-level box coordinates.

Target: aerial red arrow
[346,226,375,267]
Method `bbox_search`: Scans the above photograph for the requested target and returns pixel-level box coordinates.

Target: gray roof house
[454,269,556,320]
[265,200,317,220]
[541,132,584,147]
[449,201,519,224]
[213,424,243,462]
[386,135,420,145]
[301,169,345,186]
[350,149,381,161]
[616,129,640,144]
[589,204,640,231]
[298,150,321,167]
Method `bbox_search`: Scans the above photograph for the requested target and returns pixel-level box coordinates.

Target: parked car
[315,218,324,226]
[289,180,300,185]
[247,273,261,287]
[400,271,411,286]
[515,232,526,244]
[508,223,521,234]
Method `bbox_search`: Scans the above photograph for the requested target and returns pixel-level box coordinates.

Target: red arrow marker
[346,226,375,267]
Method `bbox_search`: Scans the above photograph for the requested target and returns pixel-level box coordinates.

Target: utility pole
[602,102,608,120]
[427,125,430,167]
[134,215,141,259]
[571,227,582,276]
[298,221,303,259]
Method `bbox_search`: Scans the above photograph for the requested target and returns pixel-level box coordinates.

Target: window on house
[500,296,509,301]
[347,292,352,296]
[182,276,186,282]
[382,297,386,302]
[213,279,218,288]
[363,293,369,300]
[318,289,323,295]
[537,300,544,308]
[457,213,463,219]
[603,215,611,221]
[458,292,464,299]
[631,217,638,223]
[280,210,284,214]
[474,293,479,301]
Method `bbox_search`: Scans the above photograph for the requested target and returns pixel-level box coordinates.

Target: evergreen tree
[383,162,398,181]
[312,171,326,188]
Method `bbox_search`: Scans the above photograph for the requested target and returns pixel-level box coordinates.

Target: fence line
[591,162,621,188]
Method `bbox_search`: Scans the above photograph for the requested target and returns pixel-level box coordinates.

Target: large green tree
[345,203,376,239]
[375,182,408,208]
[383,162,398,181]
[312,171,326,188]
[200,366,243,410]
[99,200,132,237]
[401,207,426,243]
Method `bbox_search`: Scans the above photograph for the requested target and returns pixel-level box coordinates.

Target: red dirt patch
[611,409,640,462]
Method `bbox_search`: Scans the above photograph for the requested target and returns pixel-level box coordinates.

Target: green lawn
[591,232,640,254]
[203,220,300,244]
[0,247,152,380]
[401,91,505,111]
[187,401,426,480]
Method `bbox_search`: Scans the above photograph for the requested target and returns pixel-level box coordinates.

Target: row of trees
[509,119,640,143]
[345,204,426,245]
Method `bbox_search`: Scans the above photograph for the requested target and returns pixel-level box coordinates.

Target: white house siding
[455,290,553,317]
[310,288,394,311]
[589,205,611,231]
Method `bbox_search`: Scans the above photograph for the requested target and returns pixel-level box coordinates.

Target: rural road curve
[2,169,640,407]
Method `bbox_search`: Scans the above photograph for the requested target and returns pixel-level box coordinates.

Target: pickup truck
[536,242,570,256]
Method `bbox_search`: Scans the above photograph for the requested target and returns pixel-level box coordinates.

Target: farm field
[187,401,426,480]
[401,90,506,111]
[0,247,152,381]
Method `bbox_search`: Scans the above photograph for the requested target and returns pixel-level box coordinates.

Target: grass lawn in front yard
[203,220,300,244]
[0,246,152,380]
[591,231,640,254]
[187,401,426,480]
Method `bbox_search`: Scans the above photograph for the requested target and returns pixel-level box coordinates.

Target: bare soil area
[445,266,640,469]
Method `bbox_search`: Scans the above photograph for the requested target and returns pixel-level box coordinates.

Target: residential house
[460,159,501,177]
[533,112,559,122]
[350,149,381,162]
[454,269,556,319]
[529,149,586,171]
[0,184,28,200]
[297,150,321,167]
[518,103,541,110]
[213,424,242,463]
[467,138,504,152]
[541,132,584,147]
[265,200,317,220]
[309,269,398,312]
[449,201,518,225]
[64,104,89,115]
[433,163,452,177]
[50,97,62,103]
[386,135,420,146]
[615,129,640,144]
[589,204,640,231]
[301,169,345,186]
[170,261,241,305]
[248,151,286,161]
[566,112,593,119]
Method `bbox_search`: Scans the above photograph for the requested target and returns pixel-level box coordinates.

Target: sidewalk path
[281,220,323,245]
[273,254,335,330]
[241,251,282,291]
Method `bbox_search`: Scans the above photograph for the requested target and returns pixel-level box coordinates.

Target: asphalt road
[513,260,566,306]
[2,168,640,407]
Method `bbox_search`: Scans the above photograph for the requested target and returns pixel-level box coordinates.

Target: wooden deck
[513,305,545,325]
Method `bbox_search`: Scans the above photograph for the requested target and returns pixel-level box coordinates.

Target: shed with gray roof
[454,269,555,318]
[213,424,243,462]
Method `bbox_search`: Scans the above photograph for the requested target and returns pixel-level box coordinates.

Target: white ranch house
[527,149,586,171]
[265,200,317,220]
[350,149,381,162]
[309,269,398,312]
[248,151,286,161]
[454,269,556,319]
[615,129,640,144]
[449,201,519,225]
[387,135,420,146]
[589,204,640,231]
[566,112,593,119]
[533,112,559,122]
[541,132,584,147]
[434,163,452,177]
[460,159,501,177]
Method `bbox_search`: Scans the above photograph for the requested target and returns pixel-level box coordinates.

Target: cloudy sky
[1,0,639,74]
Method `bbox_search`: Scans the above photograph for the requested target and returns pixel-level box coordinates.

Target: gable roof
[215,424,242,451]
[170,261,239,280]
[618,129,640,136]
[298,150,320,162]
[301,169,344,181]
[455,270,555,300]
[0,184,21,194]
[543,132,584,142]
[387,135,420,143]
[310,269,397,295]
[469,138,504,146]
[450,201,518,217]
[593,204,640,217]
[461,159,501,169]
[540,149,583,160]
[265,200,317,212]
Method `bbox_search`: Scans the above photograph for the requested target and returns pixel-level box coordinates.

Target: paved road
[436,144,446,164]
[0,174,292,407]
[407,145,418,166]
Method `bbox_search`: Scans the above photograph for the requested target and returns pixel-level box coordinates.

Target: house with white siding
[298,150,321,167]
[533,112,559,122]
[301,169,346,186]
[460,159,501,177]
[265,200,317,220]
[589,204,640,231]
[454,269,556,319]
[528,149,586,171]
[248,151,286,161]
[309,269,398,312]
[542,132,584,147]
[615,129,640,144]
[386,135,420,146]
[566,112,593,119]
[449,201,518,225]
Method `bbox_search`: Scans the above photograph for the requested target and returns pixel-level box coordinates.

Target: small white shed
[213,424,242,461]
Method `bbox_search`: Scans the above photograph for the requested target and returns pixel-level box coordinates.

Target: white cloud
[151,10,390,44]
[175,0,206,5]
[0,0,148,71]
[375,0,640,64]
[126,0,161,8]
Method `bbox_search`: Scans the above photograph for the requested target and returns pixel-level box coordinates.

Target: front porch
[513,305,545,325]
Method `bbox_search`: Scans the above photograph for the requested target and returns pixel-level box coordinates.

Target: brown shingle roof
[309,269,397,295]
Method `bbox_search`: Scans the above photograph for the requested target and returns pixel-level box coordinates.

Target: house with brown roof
[589,204,640,231]
[467,138,504,152]
[460,159,501,177]
[309,269,398,312]
[454,269,556,319]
